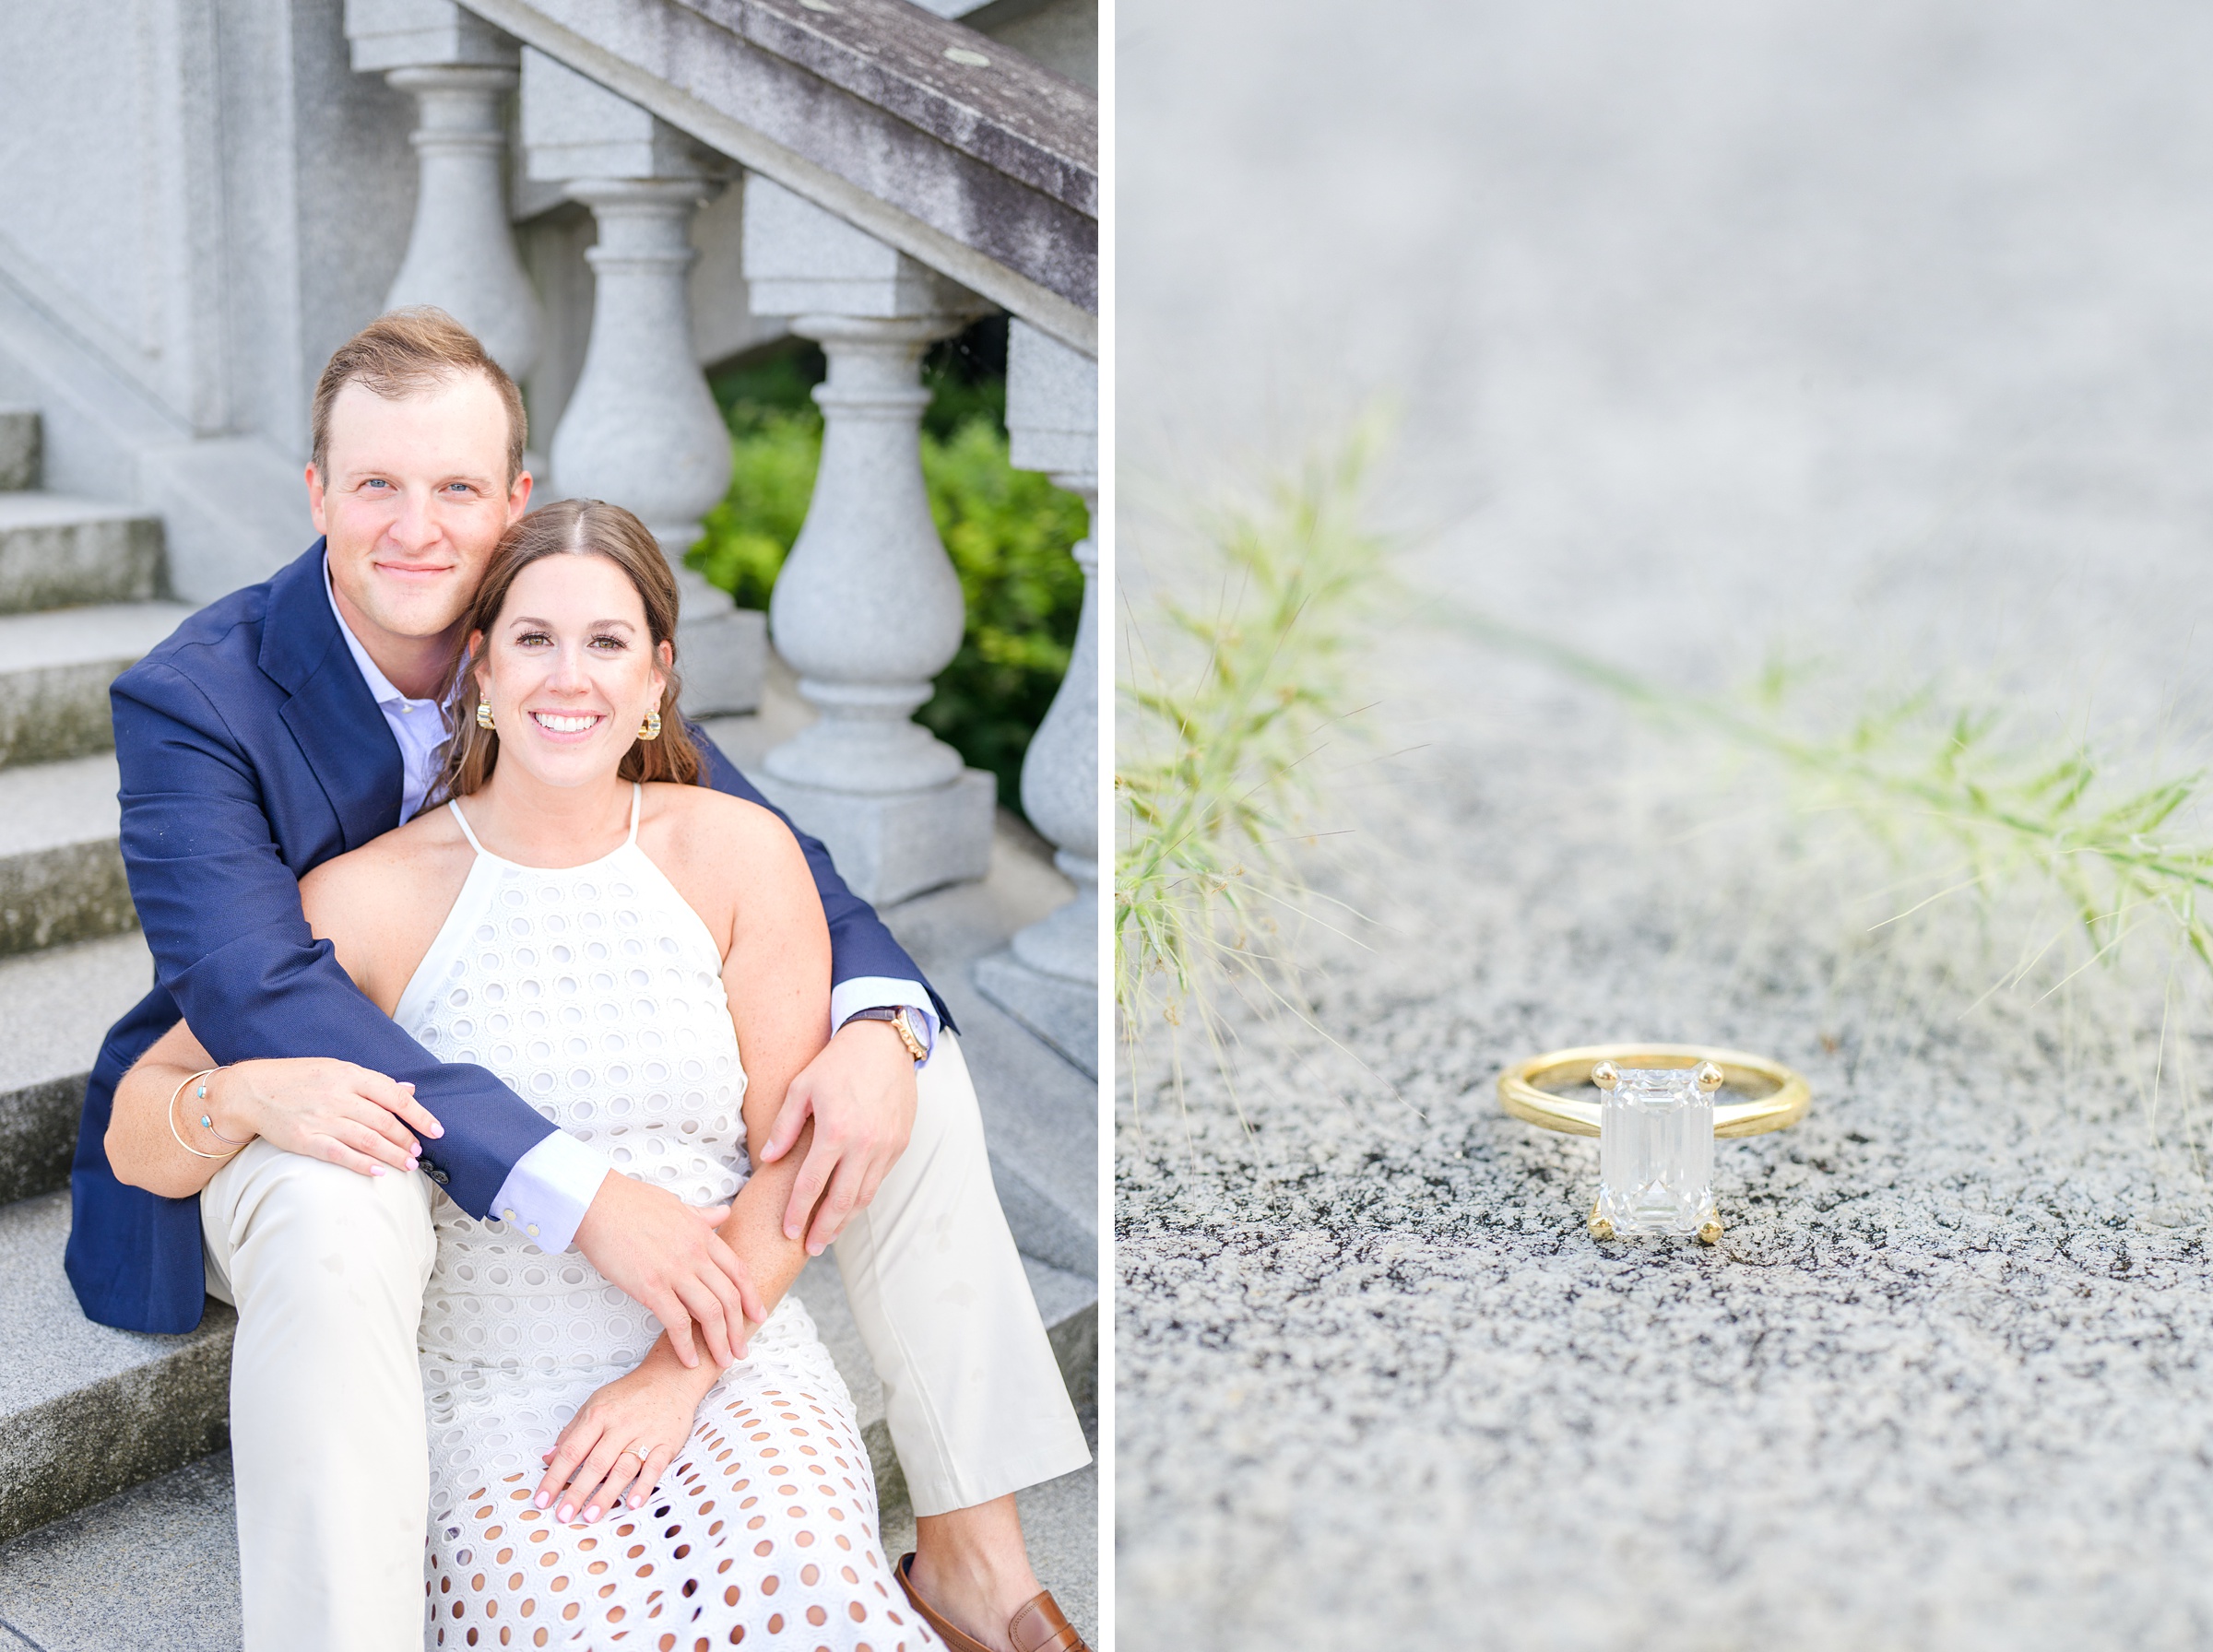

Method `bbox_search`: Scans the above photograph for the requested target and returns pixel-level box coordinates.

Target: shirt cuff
[489,1130,613,1255]
[830,977,939,1064]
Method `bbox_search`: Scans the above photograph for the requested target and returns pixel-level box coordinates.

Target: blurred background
[1118,4,2213,1648]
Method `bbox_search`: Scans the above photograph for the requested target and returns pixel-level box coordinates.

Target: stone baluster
[344,0,541,382]
[518,49,763,715]
[741,177,994,905]
[973,322,1098,1073]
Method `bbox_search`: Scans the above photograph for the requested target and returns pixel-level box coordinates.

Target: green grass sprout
[1115,423,1392,1097]
[1443,606,2213,968]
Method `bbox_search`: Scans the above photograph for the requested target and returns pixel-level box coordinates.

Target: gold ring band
[1497,1044,1811,1139]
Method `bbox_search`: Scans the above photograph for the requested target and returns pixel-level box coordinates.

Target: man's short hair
[311,307,527,486]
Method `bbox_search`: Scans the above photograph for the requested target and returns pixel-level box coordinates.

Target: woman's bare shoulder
[298,806,476,1009]
[639,784,813,948]
[300,806,472,934]
[641,781,798,860]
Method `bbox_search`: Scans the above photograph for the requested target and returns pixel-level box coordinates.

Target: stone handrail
[459,0,1097,352]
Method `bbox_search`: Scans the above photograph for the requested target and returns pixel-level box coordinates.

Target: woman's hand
[534,1363,709,1524]
[211,1057,443,1176]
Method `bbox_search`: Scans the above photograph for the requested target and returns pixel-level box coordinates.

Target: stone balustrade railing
[343,0,1096,1067]
[983,320,1097,1073]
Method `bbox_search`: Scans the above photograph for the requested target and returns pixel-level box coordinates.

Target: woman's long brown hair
[422,498,705,809]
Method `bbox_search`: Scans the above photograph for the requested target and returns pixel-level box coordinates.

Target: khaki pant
[202,1032,1089,1652]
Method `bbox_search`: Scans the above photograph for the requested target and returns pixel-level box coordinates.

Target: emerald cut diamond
[1593,1066,1718,1238]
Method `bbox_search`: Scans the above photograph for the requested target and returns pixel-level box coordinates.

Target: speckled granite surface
[1117,1,2213,1645]
[1118,701,2213,1648]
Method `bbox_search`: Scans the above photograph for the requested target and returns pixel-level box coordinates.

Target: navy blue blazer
[67,539,947,1335]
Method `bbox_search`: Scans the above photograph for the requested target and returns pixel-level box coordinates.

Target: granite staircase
[0,405,1095,1645]
[0,407,218,1554]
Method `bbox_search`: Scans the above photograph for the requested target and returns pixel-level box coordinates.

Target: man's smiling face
[307,371,532,663]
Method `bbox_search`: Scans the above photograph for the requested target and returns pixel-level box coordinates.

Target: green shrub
[689,404,821,611]
[916,419,1090,810]
[688,354,1086,817]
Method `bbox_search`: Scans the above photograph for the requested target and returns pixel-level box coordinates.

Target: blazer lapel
[262,541,405,853]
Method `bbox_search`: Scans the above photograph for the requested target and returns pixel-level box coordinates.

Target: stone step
[1027,1250,1101,1407]
[0,1452,238,1652]
[0,409,36,492]
[0,933,152,1206]
[0,1191,235,1549]
[0,494,164,615]
[0,754,135,959]
[0,602,193,768]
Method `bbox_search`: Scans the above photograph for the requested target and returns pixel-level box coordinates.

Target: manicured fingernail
[629,1493,644,1508]
[584,1505,600,1522]
[534,1493,550,1508]
[808,1241,823,1257]
[372,1165,387,1177]
[556,1504,573,1522]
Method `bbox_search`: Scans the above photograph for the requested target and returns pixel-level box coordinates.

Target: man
[65,309,1089,1652]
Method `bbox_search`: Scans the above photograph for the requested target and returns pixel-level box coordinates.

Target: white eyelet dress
[400,785,931,1651]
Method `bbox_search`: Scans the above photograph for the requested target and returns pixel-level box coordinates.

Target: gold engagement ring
[1496,1044,1811,1245]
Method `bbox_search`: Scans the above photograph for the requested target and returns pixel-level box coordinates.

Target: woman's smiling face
[471,551,670,790]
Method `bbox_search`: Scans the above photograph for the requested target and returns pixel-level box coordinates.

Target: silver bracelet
[166,1068,243,1162]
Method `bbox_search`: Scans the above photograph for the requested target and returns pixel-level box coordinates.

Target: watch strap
[842,1005,929,1064]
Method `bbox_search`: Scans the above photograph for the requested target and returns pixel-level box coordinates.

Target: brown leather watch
[840,1005,930,1064]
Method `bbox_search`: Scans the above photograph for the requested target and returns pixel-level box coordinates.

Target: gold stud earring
[476,702,496,731]
[638,709,663,741]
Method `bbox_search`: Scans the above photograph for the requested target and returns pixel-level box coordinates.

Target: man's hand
[758,1018,917,1256]
[572,1173,766,1370]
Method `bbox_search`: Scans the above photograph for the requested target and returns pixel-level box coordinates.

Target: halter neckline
[447,783,643,868]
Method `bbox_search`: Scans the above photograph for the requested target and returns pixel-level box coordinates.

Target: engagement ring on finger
[1497,1044,1811,1245]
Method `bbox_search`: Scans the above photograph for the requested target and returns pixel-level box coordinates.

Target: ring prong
[1589,1200,1615,1241]
[1696,1061,1724,1092]
[1592,1060,1619,1092]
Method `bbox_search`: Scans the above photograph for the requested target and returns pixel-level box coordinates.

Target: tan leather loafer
[895,1552,1090,1652]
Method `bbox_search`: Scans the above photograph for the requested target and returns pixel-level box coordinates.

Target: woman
[106,500,932,1650]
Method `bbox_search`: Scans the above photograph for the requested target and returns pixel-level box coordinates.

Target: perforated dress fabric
[402,788,930,1649]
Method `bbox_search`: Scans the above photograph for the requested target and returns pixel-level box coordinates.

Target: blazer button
[430,1168,449,1185]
